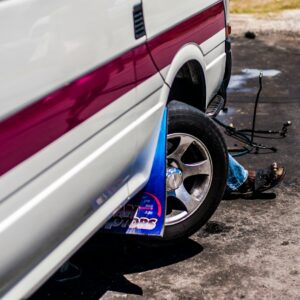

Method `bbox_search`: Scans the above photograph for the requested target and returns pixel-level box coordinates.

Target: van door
[0,0,145,296]
[0,0,142,199]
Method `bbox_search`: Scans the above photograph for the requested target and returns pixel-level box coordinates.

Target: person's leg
[226,154,285,195]
[226,154,248,192]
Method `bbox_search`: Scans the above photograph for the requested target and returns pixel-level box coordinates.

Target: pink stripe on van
[0,2,224,176]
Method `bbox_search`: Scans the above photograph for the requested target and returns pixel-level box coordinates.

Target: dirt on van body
[31,12,300,300]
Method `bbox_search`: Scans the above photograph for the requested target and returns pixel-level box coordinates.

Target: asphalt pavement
[31,33,300,300]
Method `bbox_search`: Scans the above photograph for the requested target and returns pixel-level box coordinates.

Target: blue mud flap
[101,109,167,237]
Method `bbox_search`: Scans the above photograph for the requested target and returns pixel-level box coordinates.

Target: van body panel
[0,0,229,297]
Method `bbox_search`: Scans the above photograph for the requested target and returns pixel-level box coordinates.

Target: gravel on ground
[231,10,300,37]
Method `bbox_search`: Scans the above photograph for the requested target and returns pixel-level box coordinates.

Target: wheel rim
[165,133,213,226]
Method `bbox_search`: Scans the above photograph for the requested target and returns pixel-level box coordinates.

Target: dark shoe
[236,162,285,197]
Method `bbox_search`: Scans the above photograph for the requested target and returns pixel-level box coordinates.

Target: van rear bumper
[219,39,232,105]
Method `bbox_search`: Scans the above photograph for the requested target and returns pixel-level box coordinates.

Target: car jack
[214,72,291,157]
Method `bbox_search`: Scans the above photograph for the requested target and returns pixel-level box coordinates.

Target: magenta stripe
[0,3,224,176]
[0,51,136,176]
[148,2,225,70]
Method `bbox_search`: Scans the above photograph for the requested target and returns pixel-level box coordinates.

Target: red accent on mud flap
[0,3,225,176]
[144,192,162,217]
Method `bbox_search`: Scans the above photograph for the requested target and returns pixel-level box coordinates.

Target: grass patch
[230,0,300,14]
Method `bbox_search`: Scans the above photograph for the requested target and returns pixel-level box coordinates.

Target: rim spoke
[181,160,211,179]
[167,135,194,161]
[174,184,199,213]
[166,133,213,226]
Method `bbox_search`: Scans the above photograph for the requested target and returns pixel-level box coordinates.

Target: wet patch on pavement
[228,68,281,93]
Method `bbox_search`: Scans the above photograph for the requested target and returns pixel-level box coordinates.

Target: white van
[0,0,231,298]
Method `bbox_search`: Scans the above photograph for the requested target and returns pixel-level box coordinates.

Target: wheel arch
[158,43,207,112]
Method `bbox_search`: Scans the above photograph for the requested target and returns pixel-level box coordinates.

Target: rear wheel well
[167,60,206,112]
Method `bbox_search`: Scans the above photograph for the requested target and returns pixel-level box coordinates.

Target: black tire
[163,100,228,241]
